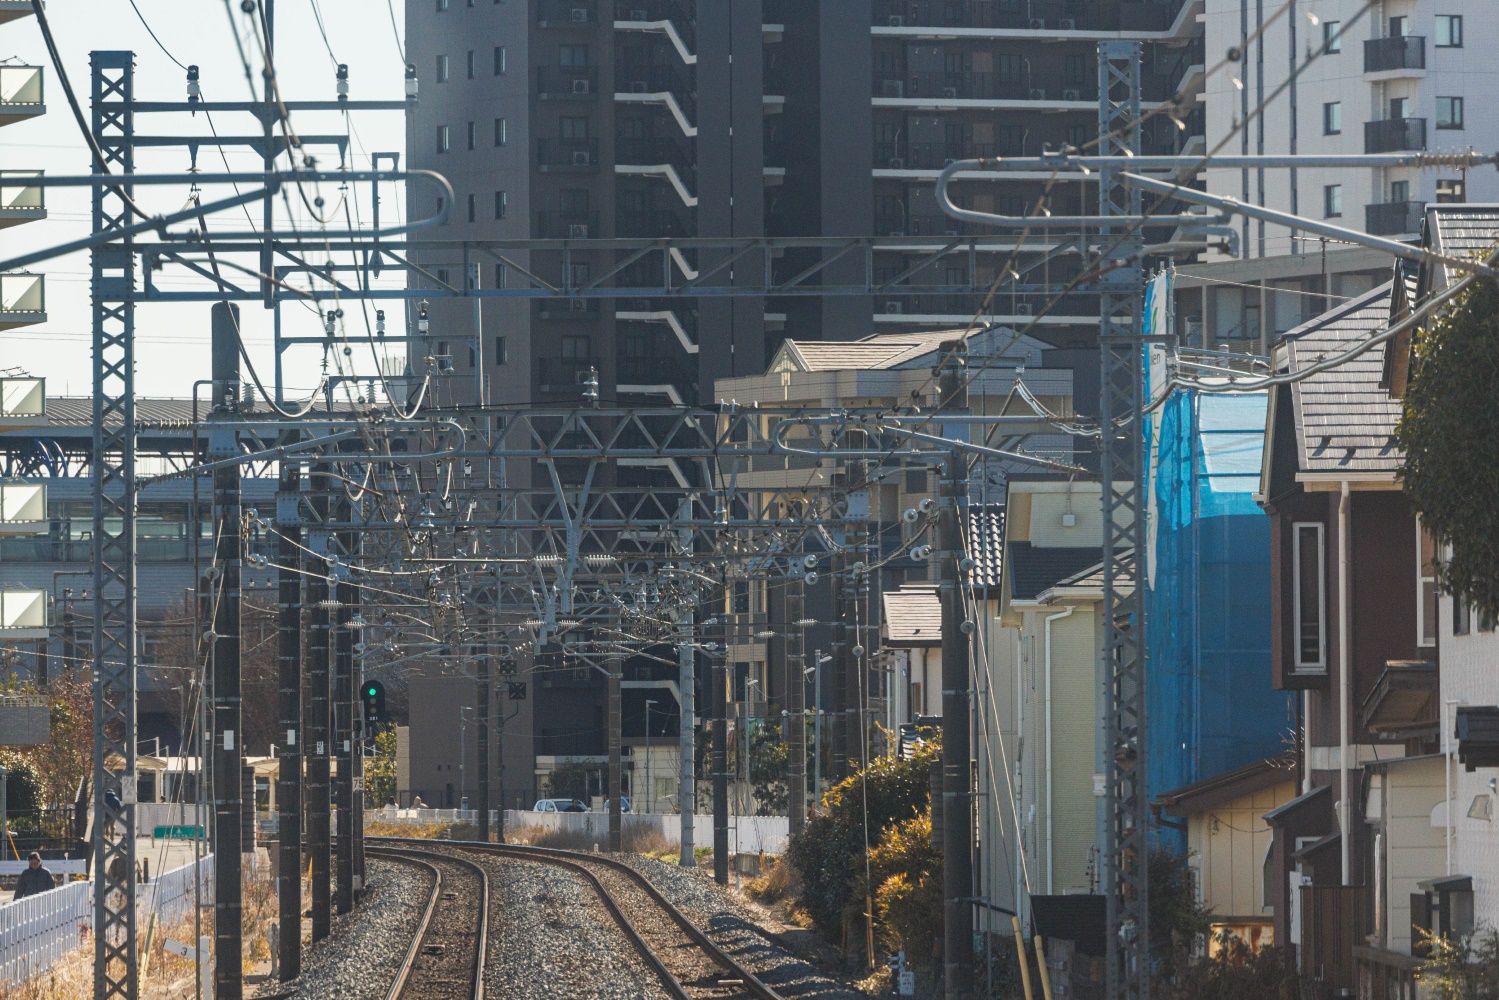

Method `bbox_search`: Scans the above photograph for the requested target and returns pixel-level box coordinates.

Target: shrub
[1160,935,1302,1000]
[1418,926,1499,999]
[869,811,942,964]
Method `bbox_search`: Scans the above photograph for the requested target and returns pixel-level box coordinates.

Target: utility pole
[712,655,729,885]
[608,652,623,852]
[209,302,245,1000]
[275,461,302,980]
[477,610,491,842]
[334,489,355,915]
[675,497,695,866]
[937,341,974,1000]
[305,465,332,942]
[786,577,807,837]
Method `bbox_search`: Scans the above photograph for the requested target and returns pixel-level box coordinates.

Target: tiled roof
[1428,204,1499,290]
[882,583,941,646]
[1285,283,1403,475]
[966,504,1004,590]
[1005,542,1104,601]
[1043,552,1135,595]
[788,328,975,371]
[26,397,356,431]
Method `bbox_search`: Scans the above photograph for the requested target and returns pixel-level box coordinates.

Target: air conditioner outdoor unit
[888,14,905,26]
[570,7,590,21]
[1059,18,1077,29]
[1062,88,1081,101]
[1015,303,1034,316]
[631,80,650,93]
[1029,18,1046,29]
[883,300,904,314]
[942,86,959,98]
[887,156,905,169]
[1029,88,1047,100]
[881,79,905,98]
[568,223,590,238]
[572,150,592,165]
[630,8,648,20]
[572,78,592,94]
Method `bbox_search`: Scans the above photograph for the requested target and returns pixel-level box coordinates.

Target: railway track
[366,846,489,1000]
[370,837,784,1000]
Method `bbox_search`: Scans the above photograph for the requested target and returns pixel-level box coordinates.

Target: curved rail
[370,837,784,1000]
[368,845,489,1000]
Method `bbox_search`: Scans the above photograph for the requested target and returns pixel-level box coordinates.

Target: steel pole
[477,622,491,842]
[305,467,333,941]
[333,492,354,916]
[676,497,696,866]
[608,654,623,852]
[787,578,807,837]
[275,462,303,979]
[712,657,729,885]
[209,302,245,1000]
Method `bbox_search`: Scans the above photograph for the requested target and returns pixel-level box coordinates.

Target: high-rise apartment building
[1204,0,1499,257]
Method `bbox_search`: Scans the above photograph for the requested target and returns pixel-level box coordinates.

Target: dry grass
[363,820,455,839]
[504,822,680,859]
[744,855,798,904]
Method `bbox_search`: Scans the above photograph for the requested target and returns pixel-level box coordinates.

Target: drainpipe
[1338,481,1351,885]
[1043,605,1076,894]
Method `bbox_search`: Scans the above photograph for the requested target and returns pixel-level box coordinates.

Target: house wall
[1439,596,1499,930]
[1373,757,1446,954]
[975,599,1021,931]
[1187,777,1297,920]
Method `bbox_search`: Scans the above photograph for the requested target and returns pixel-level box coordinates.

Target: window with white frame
[1417,519,1437,647]
[1293,522,1327,670]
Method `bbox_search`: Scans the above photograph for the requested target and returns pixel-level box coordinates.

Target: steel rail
[371,837,783,1000]
[367,846,489,1000]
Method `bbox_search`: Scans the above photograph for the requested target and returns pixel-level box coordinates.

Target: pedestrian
[103,787,123,837]
[13,852,55,900]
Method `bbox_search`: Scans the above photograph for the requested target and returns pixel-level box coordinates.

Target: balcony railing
[614,0,695,48]
[876,290,1098,318]
[615,135,697,183]
[615,63,698,119]
[537,65,600,99]
[1365,200,1425,236]
[0,271,45,329]
[1364,35,1425,73]
[536,0,599,26]
[0,170,44,225]
[536,210,601,239]
[618,356,694,386]
[1364,117,1426,154]
[873,0,1178,32]
[536,137,600,170]
[0,65,43,123]
[875,139,1024,169]
[876,71,1094,103]
[616,208,688,238]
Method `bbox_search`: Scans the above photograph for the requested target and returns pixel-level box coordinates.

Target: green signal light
[365,685,378,697]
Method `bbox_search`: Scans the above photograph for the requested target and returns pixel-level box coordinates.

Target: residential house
[1256,275,1440,992]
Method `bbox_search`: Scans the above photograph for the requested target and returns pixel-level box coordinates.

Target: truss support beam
[89,50,138,1000]
[1098,40,1150,1000]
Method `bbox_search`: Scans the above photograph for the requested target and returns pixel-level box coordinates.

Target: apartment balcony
[1365,200,1425,237]
[537,297,603,320]
[876,72,1094,104]
[615,63,698,124]
[536,210,601,239]
[536,137,601,172]
[0,171,45,229]
[1364,35,1425,76]
[614,0,696,54]
[618,355,695,387]
[536,0,599,27]
[616,208,689,238]
[0,1,37,24]
[0,65,44,127]
[0,376,46,431]
[537,66,601,100]
[873,0,1030,31]
[0,272,46,330]
[872,0,1183,32]
[616,136,695,181]
[538,356,601,393]
[875,139,1023,171]
[1364,117,1426,154]
[876,290,1097,321]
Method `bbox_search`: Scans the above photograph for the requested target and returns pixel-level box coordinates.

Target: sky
[1,0,411,397]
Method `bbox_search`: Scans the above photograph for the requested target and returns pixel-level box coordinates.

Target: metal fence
[0,855,214,984]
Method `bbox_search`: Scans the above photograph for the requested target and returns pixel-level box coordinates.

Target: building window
[494,117,508,146]
[493,46,507,75]
[559,116,590,140]
[494,190,508,219]
[436,124,450,153]
[559,188,590,217]
[1062,53,1087,86]
[1391,179,1410,203]
[1437,96,1464,129]
[1388,15,1407,37]
[996,53,1024,86]
[466,121,476,150]
[436,54,449,83]
[493,263,507,288]
[1323,20,1341,53]
[1435,15,1463,48]
[1323,184,1342,218]
[494,336,507,364]
[1322,101,1341,135]
[1437,178,1466,203]
[1293,522,1327,671]
[466,192,476,222]
[561,335,591,359]
[437,0,448,9]
[1418,521,1438,647]
[436,268,450,287]
[1455,594,1471,636]
[1389,96,1410,120]
[560,44,589,67]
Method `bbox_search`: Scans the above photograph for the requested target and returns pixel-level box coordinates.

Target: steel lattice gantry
[89,50,140,1000]
[1097,41,1150,1000]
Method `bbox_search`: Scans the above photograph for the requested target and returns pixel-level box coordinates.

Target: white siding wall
[1439,593,1499,929]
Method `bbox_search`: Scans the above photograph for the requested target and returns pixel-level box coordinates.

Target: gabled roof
[1156,753,1297,817]
[1283,282,1403,476]
[882,583,941,647]
[769,326,1045,373]
[1006,542,1104,601]
[966,504,1004,590]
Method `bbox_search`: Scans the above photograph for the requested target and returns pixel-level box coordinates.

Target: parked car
[602,796,632,813]
[532,798,588,813]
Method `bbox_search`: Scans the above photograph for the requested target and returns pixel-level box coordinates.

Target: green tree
[749,721,788,815]
[1397,275,1499,618]
[1418,927,1499,1000]
[364,728,398,806]
[546,761,591,801]
[1150,848,1212,978]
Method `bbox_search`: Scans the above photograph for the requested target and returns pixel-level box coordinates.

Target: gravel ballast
[258,858,433,1000]
[622,856,867,999]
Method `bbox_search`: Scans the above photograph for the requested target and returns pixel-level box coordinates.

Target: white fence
[367,806,789,854]
[0,855,214,985]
